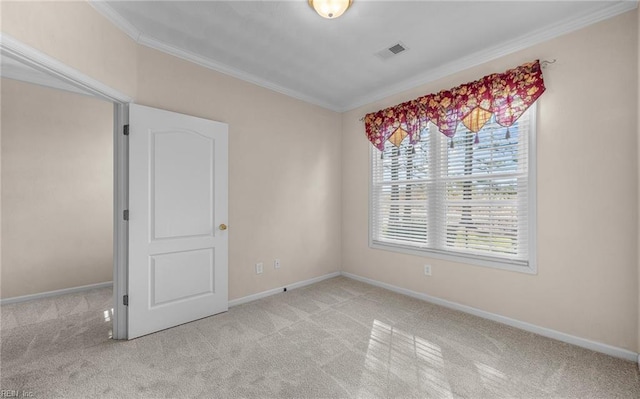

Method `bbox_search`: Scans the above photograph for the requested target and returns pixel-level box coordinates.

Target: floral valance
[365,60,546,151]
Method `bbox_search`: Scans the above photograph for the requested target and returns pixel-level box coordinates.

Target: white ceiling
[93,1,637,111]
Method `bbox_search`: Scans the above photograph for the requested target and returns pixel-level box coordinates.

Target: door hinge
[123,295,129,306]
[123,124,129,136]
[123,210,129,221]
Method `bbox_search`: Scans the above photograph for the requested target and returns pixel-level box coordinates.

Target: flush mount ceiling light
[308,0,353,19]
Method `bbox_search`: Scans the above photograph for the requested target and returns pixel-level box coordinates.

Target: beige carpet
[1,276,639,398]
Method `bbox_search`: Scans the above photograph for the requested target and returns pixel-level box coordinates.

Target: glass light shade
[308,0,353,19]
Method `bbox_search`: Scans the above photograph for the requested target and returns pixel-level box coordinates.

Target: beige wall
[342,10,639,352]
[0,2,342,302]
[1,79,113,298]
[1,1,137,98]
[2,1,639,353]
[0,1,132,297]
[136,46,343,300]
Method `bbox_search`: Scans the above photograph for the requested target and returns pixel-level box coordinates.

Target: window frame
[368,105,537,274]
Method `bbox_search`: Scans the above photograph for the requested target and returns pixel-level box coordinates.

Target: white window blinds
[371,108,534,269]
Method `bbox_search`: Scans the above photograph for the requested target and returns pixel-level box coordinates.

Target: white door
[128,104,228,339]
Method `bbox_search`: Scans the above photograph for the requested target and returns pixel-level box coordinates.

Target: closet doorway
[0,38,129,339]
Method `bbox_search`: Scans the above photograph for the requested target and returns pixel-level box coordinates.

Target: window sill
[369,241,537,275]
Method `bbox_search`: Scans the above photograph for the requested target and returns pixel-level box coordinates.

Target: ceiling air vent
[376,42,408,60]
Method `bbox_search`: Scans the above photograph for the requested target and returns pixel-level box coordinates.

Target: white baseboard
[4,272,636,363]
[0,282,113,305]
[341,272,638,363]
[228,271,341,307]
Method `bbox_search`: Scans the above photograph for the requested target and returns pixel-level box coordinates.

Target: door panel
[150,248,214,307]
[151,129,214,240]
[128,104,228,339]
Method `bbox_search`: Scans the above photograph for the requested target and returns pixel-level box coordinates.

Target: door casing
[0,33,132,339]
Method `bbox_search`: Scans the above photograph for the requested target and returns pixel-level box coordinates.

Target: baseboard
[228,271,341,307]
[5,273,636,363]
[341,272,638,363]
[0,281,113,305]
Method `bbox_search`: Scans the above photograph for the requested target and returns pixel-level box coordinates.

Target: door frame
[1,33,132,339]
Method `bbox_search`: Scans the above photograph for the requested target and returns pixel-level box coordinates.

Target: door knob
[219,224,228,231]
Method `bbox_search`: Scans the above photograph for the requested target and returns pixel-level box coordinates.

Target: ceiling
[92,1,637,112]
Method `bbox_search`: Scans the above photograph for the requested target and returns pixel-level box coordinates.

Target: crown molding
[342,0,638,112]
[88,0,638,113]
[88,0,340,111]
[137,35,341,112]
[88,0,141,42]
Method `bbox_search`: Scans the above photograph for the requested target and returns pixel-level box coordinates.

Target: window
[370,107,536,273]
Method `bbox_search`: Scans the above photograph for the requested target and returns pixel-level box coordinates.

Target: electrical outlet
[274,259,281,269]
[424,264,432,276]
[256,262,263,274]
